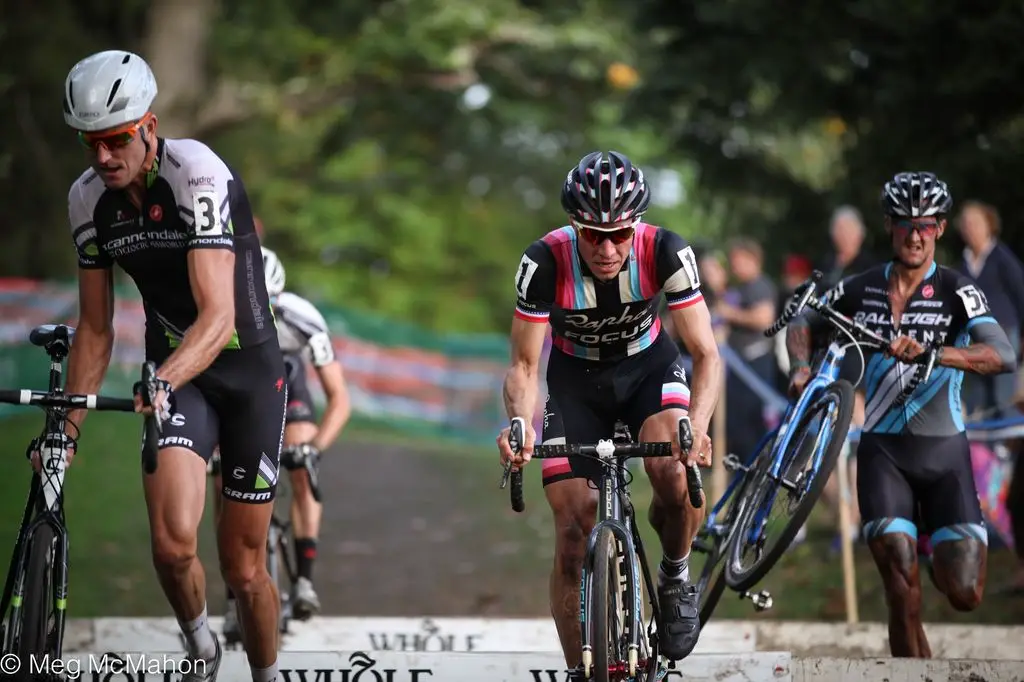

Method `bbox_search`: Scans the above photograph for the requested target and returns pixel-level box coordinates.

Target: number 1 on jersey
[516,254,539,299]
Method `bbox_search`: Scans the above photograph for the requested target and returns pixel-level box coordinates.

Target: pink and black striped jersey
[513,223,703,362]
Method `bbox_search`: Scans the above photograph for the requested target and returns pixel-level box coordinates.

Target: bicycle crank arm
[739,589,773,611]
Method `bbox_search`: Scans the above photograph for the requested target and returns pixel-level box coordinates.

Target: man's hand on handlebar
[681,423,712,467]
[788,364,812,399]
[281,442,320,471]
[887,334,926,364]
[497,419,535,469]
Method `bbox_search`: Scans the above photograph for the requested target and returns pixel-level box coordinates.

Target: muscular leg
[144,447,218,662]
[640,407,704,660]
[287,422,321,575]
[642,408,704,563]
[544,478,598,668]
[286,420,323,618]
[219,499,279,669]
[930,526,988,612]
[863,521,930,657]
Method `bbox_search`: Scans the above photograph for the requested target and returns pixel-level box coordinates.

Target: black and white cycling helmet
[880,172,953,218]
[561,151,650,226]
[63,50,158,132]
[262,247,286,298]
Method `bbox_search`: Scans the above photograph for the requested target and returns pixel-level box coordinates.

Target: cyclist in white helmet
[61,50,286,681]
[212,246,351,642]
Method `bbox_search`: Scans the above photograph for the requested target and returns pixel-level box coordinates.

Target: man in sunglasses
[496,151,721,672]
[786,171,1016,657]
[61,50,286,681]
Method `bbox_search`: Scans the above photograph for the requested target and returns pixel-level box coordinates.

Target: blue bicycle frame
[740,339,849,545]
[698,427,777,548]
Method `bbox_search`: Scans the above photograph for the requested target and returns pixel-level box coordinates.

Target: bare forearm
[940,344,1013,375]
[688,350,721,433]
[786,319,813,368]
[156,312,234,388]
[312,393,350,452]
[65,329,114,434]
[503,364,538,420]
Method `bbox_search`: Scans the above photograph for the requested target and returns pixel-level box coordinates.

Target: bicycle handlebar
[0,327,160,473]
[281,444,322,502]
[0,390,134,411]
[500,416,703,513]
[766,269,940,404]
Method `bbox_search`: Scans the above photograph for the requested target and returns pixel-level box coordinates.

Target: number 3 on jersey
[192,190,222,236]
[515,254,539,299]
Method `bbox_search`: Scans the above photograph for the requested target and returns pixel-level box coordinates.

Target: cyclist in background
[786,171,1016,657]
[497,151,721,673]
[215,246,351,641]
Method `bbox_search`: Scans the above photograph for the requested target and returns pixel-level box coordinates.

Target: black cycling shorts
[148,339,287,504]
[857,432,986,544]
[283,352,316,425]
[541,334,690,486]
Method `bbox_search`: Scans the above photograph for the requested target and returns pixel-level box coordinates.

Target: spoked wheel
[693,432,776,624]
[16,524,57,679]
[591,527,627,682]
[724,380,854,591]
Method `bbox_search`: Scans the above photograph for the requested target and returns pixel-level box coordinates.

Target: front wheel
[724,380,854,591]
[590,527,625,682]
[16,524,56,677]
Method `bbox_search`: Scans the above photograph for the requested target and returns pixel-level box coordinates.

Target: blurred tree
[630,0,1024,267]
[0,0,716,332]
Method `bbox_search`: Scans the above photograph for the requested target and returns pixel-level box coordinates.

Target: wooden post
[836,437,859,623]
[711,341,728,504]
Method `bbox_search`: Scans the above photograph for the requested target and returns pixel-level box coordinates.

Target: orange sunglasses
[78,113,153,151]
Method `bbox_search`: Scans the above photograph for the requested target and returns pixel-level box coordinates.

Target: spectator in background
[954,201,1024,419]
[254,215,265,238]
[719,239,778,461]
[774,254,813,390]
[700,250,731,339]
[817,205,875,290]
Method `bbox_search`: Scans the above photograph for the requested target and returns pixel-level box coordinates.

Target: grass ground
[0,411,1021,624]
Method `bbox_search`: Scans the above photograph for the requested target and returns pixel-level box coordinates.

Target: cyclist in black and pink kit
[496,151,722,673]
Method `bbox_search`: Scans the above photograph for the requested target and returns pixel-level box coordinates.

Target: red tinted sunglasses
[573,220,636,245]
[891,219,940,236]
[78,113,153,151]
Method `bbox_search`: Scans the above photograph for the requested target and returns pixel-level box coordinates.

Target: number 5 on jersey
[193,190,222,236]
[515,254,539,299]
[956,284,988,319]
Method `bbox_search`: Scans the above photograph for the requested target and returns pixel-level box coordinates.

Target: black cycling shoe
[657,580,701,661]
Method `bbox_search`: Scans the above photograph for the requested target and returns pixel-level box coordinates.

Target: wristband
[789,360,811,375]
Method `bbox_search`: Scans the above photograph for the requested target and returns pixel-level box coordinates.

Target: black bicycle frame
[0,342,73,655]
[580,451,662,668]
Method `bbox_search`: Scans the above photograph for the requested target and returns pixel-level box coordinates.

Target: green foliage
[3,1,1020,330]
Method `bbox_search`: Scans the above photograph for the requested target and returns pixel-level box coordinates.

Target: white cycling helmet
[63,50,158,132]
[262,247,286,298]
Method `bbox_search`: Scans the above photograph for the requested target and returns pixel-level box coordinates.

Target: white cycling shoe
[180,636,222,681]
[292,577,321,619]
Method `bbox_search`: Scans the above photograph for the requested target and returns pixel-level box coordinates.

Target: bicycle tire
[696,431,776,624]
[724,379,854,591]
[16,524,55,669]
[591,527,623,682]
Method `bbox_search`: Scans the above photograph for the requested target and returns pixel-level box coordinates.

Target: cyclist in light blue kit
[786,171,1016,657]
